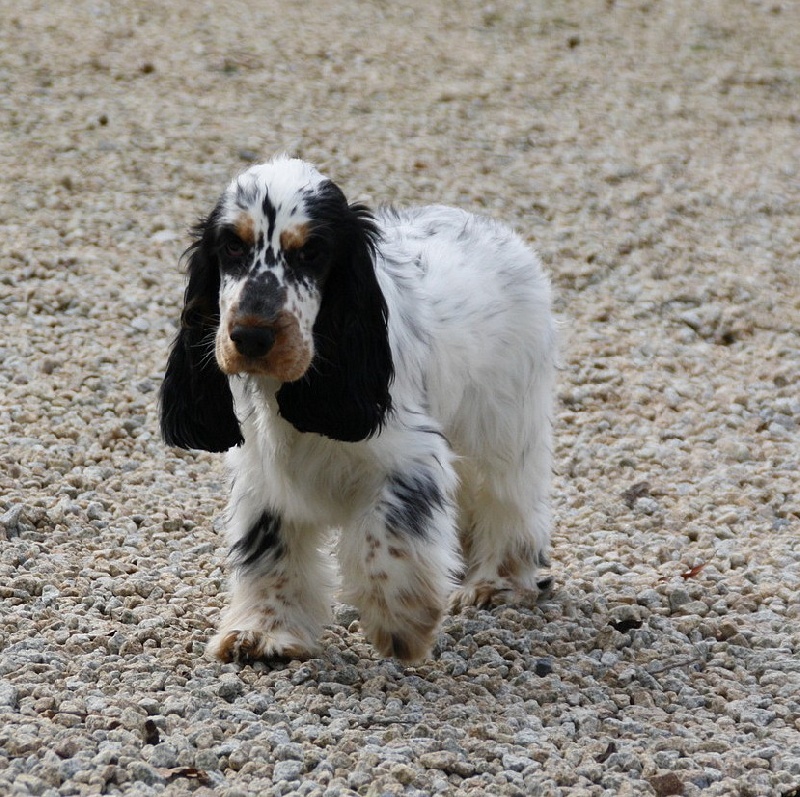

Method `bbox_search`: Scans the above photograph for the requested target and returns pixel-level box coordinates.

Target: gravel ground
[2,0,799,795]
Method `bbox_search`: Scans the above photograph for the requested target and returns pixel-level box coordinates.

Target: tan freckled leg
[337,465,461,664]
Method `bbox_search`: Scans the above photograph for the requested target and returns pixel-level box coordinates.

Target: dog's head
[160,157,394,451]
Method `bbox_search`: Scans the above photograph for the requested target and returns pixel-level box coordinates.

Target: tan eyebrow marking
[234,213,256,246]
[279,223,310,252]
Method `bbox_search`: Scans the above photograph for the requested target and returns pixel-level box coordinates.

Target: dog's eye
[221,237,247,261]
[295,239,327,268]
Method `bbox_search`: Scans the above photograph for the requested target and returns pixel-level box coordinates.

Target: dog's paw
[449,576,552,613]
[449,580,513,612]
[356,591,444,665]
[206,628,315,665]
[365,623,438,665]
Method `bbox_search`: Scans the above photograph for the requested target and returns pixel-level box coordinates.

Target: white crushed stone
[1,0,799,795]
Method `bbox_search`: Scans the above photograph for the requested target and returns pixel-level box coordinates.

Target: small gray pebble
[273,759,304,781]
[333,604,360,626]
[0,682,19,709]
[668,589,691,611]
[148,742,179,769]
[218,676,244,702]
[128,761,165,786]
[195,749,220,771]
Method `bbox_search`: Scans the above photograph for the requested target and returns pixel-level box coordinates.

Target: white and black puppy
[160,156,556,664]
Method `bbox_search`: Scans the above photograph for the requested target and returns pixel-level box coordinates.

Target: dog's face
[160,156,394,451]
[213,160,334,382]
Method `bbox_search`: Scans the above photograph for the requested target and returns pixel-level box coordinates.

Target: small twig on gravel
[645,656,703,675]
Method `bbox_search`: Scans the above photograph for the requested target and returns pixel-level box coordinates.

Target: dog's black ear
[160,211,244,452]
[277,186,394,442]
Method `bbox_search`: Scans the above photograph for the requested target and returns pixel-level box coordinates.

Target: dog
[160,156,556,664]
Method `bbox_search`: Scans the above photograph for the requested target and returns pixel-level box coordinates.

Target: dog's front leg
[206,509,333,664]
[338,453,461,664]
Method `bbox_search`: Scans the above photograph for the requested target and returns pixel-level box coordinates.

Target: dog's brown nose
[230,325,275,358]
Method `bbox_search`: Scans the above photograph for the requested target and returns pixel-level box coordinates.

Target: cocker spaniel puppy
[160,156,556,664]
